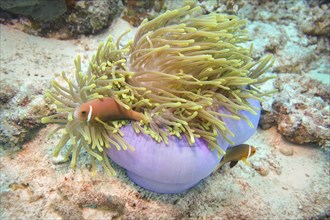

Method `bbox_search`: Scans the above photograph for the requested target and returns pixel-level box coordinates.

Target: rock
[279,146,294,156]
[255,165,270,176]
[0,0,67,22]
[242,0,328,77]
[252,161,270,176]
[0,79,53,149]
[260,74,330,147]
[0,83,18,105]
[298,2,330,37]
[259,109,277,130]
[122,0,158,27]
[64,0,123,37]
[0,0,124,38]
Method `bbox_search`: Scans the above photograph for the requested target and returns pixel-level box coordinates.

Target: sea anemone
[42,6,273,193]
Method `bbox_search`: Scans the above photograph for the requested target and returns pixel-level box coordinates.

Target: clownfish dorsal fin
[247,145,252,158]
[87,105,93,123]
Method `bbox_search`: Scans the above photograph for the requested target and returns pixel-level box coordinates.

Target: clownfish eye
[81,111,87,115]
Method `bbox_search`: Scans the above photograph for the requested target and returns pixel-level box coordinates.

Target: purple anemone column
[219,98,261,147]
[107,125,228,193]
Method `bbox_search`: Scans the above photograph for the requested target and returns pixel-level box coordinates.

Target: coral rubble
[260,74,330,147]
[0,79,52,149]
[0,0,123,38]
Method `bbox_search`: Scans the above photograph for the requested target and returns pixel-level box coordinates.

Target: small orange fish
[74,97,146,123]
[216,144,256,170]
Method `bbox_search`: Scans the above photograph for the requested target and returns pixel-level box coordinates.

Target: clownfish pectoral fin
[241,157,252,167]
[229,161,239,168]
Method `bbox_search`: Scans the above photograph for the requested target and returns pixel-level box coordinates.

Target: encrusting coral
[42,5,273,177]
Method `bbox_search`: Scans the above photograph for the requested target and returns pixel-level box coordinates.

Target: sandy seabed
[0,16,329,220]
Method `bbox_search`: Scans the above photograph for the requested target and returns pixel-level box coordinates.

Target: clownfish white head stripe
[247,145,252,158]
[87,105,93,123]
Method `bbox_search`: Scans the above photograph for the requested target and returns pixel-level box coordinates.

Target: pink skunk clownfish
[73,97,147,123]
[215,144,256,170]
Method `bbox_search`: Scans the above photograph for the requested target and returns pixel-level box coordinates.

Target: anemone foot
[127,170,200,194]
